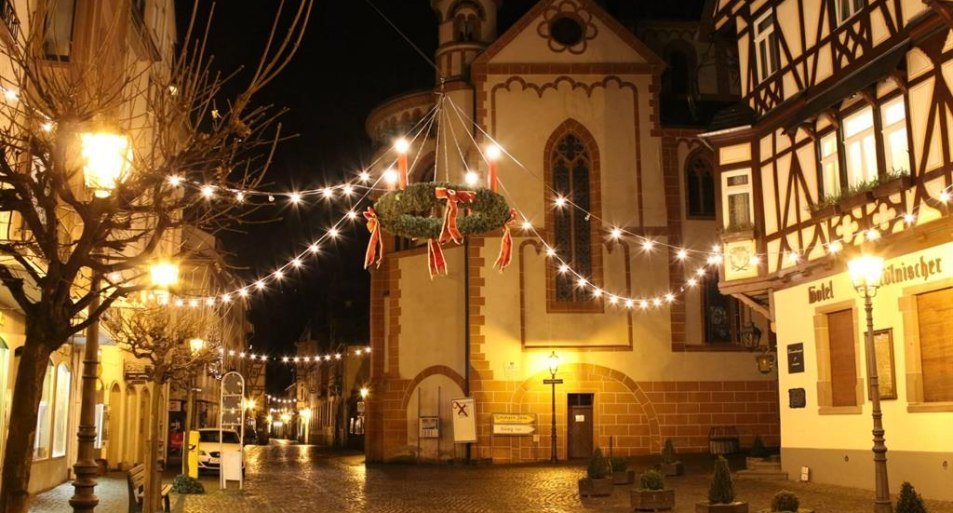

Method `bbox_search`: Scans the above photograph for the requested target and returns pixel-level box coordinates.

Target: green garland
[374,182,511,240]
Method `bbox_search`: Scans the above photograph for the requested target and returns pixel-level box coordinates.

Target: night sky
[186,0,705,393]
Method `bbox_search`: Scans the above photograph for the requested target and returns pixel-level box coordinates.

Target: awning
[782,38,910,133]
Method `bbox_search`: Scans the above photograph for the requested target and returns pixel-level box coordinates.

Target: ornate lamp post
[848,255,891,513]
[71,129,132,513]
[543,351,562,464]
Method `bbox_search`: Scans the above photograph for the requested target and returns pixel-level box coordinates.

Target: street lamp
[71,129,133,513]
[848,254,890,513]
[181,338,205,475]
[150,261,179,290]
[543,351,563,464]
[360,387,369,400]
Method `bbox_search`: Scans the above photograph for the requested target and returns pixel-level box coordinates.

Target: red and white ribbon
[494,208,518,273]
[363,207,383,269]
[435,187,476,245]
[428,238,447,278]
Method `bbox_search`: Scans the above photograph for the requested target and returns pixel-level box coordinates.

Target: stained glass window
[551,134,592,302]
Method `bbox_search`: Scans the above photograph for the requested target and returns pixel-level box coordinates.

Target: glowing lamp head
[81,131,133,198]
[848,255,885,294]
[394,138,410,154]
[149,261,179,289]
[188,338,205,354]
[547,351,560,377]
[360,387,369,399]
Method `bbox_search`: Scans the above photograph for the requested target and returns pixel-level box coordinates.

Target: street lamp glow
[149,261,179,289]
[547,351,559,378]
[360,387,369,399]
[848,255,885,294]
[188,338,205,354]
[81,131,133,198]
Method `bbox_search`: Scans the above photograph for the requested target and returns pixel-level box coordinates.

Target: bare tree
[104,304,223,513]
[0,1,312,511]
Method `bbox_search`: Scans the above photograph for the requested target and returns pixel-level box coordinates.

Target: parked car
[196,428,245,474]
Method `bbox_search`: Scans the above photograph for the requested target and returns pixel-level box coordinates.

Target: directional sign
[492,412,537,436]
[492,413,535,425]
[493,424,536,435]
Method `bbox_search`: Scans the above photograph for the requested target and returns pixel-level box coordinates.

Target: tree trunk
[143,381,164,513]
[0,340,56,513]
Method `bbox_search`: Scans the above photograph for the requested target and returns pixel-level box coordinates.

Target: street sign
[492,412,537,436]
[493,424,536,435]
[543,378,564,385]
[491,413,535,425]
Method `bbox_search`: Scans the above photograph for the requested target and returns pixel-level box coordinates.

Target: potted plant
[759,491,813,513]
[746,436,769,468]
[611,456,635,485]
[896,482,928,513]
[695,456,748,513]
[578,448,613,498]
[873,169,912,200]
[631,469,676,511]
[660,439,684,477]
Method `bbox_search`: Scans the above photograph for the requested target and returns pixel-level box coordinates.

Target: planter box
[613,469,635,485]
[578,477,613,497]
[809,204,840,220]
[695,501,749,513]
[873,175,911,199]
[839,191,874,211]
[632,489,676,511]
[661,461,684,477]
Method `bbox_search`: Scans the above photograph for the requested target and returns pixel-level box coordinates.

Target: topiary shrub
[750,435,769,459]
[708,456,735,504]
[896,482,928,513]
[610,456,629,473]
[587,448,611,480]
[639,469,665,491]
[771,490,799,512]
[171,474,204,494]
[661,439,678,464]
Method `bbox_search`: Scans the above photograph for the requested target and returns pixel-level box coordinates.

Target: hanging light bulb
[610,228,623,240]
[168,175,183,187]
[201,185,215,199]
[828,240,843,254]
[464,170,480,186]
[291,258,302,268]
[343,184,355,196]
[558,264,570,274]
[290,192,302,204]
[328,227,340,238]
[642,239,655,252]
[358,171,371,183]
[521,220,533,231]
[676,249,688,260]
[554,196,568,208]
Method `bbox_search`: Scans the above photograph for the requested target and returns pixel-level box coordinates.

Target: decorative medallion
[536,1,598,54]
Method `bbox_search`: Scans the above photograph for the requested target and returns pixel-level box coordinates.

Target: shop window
[881,97,910,176]
[33,361,54,460]
[843,106,878,186]
[721,169,753,230]
[916,287,953,402]
[753,11,780,82]
[702,276,741,344]
[43,0,77,60]
[686,152,715,218]
[551,133,593,303]
[835,0,865,23]
[818,131,840,198]
[827,309,858,406]
[52,363,71,457]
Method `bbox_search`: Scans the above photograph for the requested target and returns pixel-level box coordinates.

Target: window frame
[880,95,910,177]
[752,11,780,83]
[835,0,865,24]
[817,129,841,199]
[841,104,879,187]
[42,0,78,61]
[721,168,754,231]
[685,151,716,220]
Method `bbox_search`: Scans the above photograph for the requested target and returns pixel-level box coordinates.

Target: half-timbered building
[703,0,953,500]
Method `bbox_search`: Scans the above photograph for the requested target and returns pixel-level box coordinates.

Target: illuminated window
[722,169,753,230]
[819,132,841,198]
[881,97,909,176]
[52,364,71,457]
[843,106,878,186]
[43,0,77,60]
[33,361,54,459]
[753,12,780,82]
[551,133,593,302]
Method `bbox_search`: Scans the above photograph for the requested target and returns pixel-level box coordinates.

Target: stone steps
[737,457,789,480]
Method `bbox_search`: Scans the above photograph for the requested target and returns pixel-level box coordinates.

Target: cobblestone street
[30,441,953,512]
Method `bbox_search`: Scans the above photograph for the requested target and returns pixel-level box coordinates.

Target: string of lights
[218,346,371,365]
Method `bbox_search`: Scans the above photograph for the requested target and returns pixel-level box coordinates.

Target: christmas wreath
[363,182,516,276]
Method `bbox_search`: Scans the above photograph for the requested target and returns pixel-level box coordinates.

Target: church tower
[432,0,498,82]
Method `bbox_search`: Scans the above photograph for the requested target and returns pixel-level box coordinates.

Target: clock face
[728,245,752,272]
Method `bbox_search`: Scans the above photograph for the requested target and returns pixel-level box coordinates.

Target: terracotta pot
[695,501,749,513]
[578,477,614,497]
[613,469,635,485]
[661,461,684,477]
[631,489,676,511]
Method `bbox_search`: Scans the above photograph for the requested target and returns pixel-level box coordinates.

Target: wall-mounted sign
[419,416,440,439]
[492,413,536,436]
[788,388,806,408]
[808,281,834,304]
[451,398,476,443]
[786,343,804,373]
[881,256,943,287]
[871,329,897,400]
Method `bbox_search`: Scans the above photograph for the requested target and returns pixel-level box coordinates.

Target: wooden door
[567,394,593,459]
[828,309,857,407]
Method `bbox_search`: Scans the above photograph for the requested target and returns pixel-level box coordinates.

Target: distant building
[364,0,777,464]
[703,0,953,500]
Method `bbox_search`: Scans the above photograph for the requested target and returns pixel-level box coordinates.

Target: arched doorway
[138,387,151,464]
[107,383,122,467]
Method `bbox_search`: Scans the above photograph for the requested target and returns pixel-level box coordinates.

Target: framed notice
[788,388,806,409]
[871,328,897,400]
[451,398,477,443]
[419,416,440,439]
[786,343,805,374]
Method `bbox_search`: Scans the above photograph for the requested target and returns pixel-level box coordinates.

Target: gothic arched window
[686,151,715,219]
[550,132,593,302]
[450,1,483,42]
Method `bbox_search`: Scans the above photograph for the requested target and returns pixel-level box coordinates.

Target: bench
[126,464,171,513]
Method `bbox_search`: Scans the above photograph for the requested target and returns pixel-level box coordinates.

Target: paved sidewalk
[29,442,953,513]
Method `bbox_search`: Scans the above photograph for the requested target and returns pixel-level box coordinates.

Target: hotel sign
[881,256,943,286]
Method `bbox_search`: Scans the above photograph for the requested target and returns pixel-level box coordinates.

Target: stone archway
[509,363,661,459]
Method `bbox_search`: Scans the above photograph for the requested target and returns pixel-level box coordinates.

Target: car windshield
[199,431,240,444]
